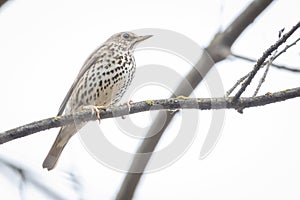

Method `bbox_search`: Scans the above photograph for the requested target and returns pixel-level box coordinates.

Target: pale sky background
[0,0,300,199]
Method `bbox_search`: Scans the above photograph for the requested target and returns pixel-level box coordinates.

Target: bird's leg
[121,100,133,119]
[126,100,133,112]
[82,105,106,122]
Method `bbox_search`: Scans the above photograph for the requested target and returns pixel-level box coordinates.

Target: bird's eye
[122,33,130,39]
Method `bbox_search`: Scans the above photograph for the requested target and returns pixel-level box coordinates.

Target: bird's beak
[135,35,153,43]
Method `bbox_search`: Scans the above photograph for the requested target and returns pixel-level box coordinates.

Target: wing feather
[57,44,107,116]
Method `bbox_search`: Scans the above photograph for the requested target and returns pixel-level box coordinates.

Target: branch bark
[1,87,299,144]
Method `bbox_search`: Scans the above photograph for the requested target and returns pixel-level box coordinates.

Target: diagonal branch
[1,87,300,145]
[0,0,10,8]
[116,0,274,199]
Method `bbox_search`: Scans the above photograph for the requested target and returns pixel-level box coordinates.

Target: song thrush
[43,32,152,170]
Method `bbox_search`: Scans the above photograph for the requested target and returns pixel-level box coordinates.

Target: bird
[42,32,152,170]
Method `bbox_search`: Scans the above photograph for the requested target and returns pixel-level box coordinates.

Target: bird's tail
[42,124,77,170]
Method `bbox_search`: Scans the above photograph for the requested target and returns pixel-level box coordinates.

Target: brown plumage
[43,32,152,170]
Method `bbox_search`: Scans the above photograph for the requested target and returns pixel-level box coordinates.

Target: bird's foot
[126,100,133,112]
[82,105,106,122]
[121,100,133,119]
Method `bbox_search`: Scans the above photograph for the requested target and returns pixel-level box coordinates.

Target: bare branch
[231,53,300,73]
[272,37,300,61]
[1,87,300,145]
[252,51,275,97]
[228,44,300,98]
[232,21,300,102]
[226,73,249,97]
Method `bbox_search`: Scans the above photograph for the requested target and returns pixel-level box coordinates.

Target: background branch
[231,53,300,73]
[116,0,274,199]
[0,157,69,199]
[0,0,10,8]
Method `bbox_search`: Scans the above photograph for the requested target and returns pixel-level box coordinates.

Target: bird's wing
[57,44,107,116]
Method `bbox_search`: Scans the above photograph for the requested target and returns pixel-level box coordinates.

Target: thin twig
[252,46,278,97]
[272,37,300,61]
[226,73,250,97]
[252,36,300,96]
[232,21,300,102]
[253,58,270,97]
[229,35,300,100]
[1,87,300,145]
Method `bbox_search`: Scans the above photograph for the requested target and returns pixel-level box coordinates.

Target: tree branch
[232,21,300,102]
[1,87,300,145]
[228,36,300,97]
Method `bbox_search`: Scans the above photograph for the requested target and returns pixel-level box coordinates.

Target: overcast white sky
[0,0,300,199]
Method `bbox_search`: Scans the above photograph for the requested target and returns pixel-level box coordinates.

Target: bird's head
[106,32,152,51]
